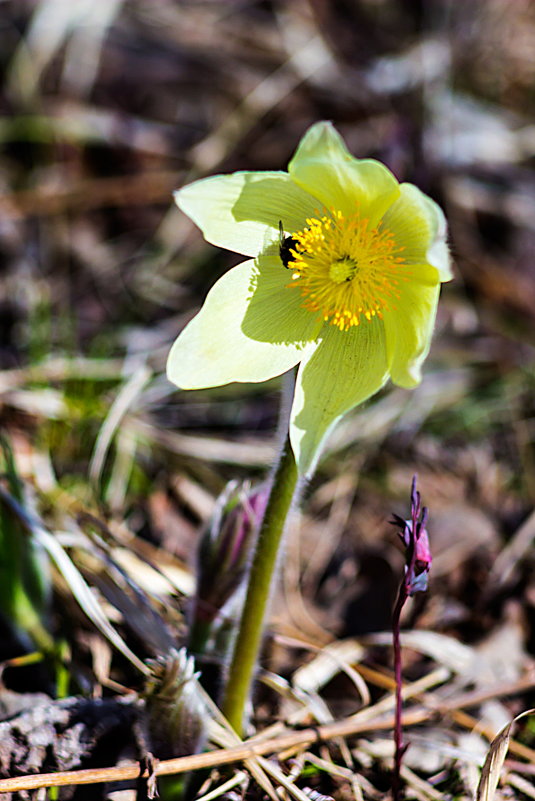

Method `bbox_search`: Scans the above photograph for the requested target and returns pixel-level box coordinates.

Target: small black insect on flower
[278,220,298,269]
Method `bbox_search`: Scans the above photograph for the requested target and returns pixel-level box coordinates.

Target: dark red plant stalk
[390,476,432,801]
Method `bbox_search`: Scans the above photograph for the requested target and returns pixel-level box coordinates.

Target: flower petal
[290,319,389,475]
[383,281,441,388]
[167,260,316,389]
[242,250,325,344]
[288,122,400,225]
[175,172,319,257]
[381,183,452,281]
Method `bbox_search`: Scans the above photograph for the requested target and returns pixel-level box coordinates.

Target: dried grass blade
[195,770,248,801]
[257,756,314,801]
[476,709,535,801]
[89,364,151,489]
[0,486,149,675]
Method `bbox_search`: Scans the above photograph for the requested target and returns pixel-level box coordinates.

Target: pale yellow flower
[167,123,452,474]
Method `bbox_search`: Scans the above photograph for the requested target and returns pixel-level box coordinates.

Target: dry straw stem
[0,711,431,794]
[2,690,535,796]
[0,357,126,392]
[354,663,535,764]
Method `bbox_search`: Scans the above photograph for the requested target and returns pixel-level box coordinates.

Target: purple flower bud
[195,481,268,624]
[391,476,432,798]
[390,476,431,596]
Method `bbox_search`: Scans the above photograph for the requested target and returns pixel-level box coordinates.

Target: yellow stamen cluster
[286,208,408,331]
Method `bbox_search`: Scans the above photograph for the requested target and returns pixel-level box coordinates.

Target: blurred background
[1,0,535,791]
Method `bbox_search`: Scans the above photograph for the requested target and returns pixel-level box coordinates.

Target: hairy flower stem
[221,435,298,734]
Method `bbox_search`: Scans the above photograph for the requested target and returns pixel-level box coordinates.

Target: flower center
[286,208,408,331]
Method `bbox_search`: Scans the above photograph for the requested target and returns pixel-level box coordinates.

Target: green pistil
[329,256,358,284]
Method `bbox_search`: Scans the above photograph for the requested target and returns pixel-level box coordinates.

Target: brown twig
[2,674,535,794]
[0,710,432,794]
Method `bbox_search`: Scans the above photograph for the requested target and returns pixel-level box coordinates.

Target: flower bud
[391,476,432,595]
[194,481,268,625]
[143,648,207,760]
